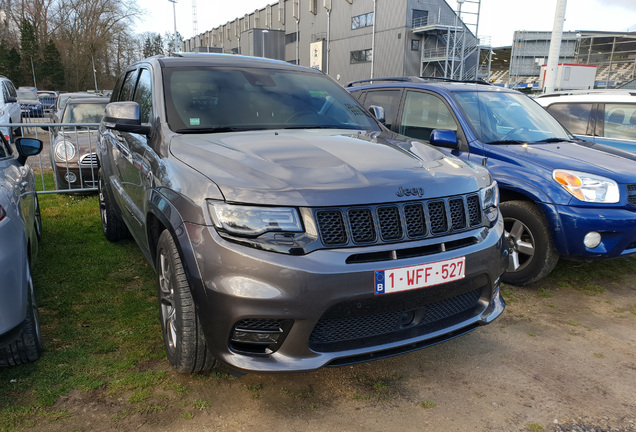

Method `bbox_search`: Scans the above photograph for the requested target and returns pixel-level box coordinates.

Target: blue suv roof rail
[345,77,425,87]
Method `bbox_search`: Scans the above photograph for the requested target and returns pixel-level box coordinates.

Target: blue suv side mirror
[430,129,459,149]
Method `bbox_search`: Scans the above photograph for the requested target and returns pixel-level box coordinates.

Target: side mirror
[7,96,17,103]
[430,129,459,149]
[15,137,43,166]
[368,105,386,125]
[103,102,151,135]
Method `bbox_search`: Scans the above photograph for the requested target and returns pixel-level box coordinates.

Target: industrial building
[504,30,636,90]
[182,0,486,85]
[182,0,636,90]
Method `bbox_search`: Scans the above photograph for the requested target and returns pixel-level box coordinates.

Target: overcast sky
[135,0,636,48]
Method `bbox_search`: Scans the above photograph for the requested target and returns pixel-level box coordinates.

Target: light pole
[168,0,178,52]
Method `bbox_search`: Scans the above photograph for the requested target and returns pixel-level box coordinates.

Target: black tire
[156,230,216,373]
[98,171,130,242]
[0,263,43,366]
[500,200,559,286]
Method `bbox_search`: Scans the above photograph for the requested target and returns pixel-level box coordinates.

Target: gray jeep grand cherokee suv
[97,53,507,374]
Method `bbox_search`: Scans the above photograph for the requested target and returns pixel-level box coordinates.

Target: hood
[485,140,636,184]
[170,130,491,207]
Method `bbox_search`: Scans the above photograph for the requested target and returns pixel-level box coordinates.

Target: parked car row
[3,54,636,375]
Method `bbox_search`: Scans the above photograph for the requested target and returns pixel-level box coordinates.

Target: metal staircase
[412,0,484,81]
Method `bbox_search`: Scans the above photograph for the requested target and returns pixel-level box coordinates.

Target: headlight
[480,181,499,224]
[553,170,619,203]
[208,201,303,237]
[54,140,76,161]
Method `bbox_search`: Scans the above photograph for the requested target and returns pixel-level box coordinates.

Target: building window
[350,49,372,64]
[411,39,420,51]
[412,9,429,27]
[352,12,374,30]
[285,32,297,45]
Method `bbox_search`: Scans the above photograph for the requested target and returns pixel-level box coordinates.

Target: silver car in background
[0,135,44,366]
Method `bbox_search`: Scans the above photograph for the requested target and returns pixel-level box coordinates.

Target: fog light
[64,172,77,183]
[232,330,281,344]
[584,231,601,249]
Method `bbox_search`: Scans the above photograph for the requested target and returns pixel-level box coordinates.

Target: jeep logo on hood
[396,186,424,198]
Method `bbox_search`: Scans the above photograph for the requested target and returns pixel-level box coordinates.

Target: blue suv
[348,77,636,285]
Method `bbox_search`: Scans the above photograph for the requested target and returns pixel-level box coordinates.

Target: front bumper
[177,215,508,373]
[545,203,636,258]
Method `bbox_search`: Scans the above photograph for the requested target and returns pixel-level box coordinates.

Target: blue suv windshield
[452,90,573,144]
[164,67,380,133]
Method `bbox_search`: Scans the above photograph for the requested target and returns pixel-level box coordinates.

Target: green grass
[0,193,159,431]
[545,256,636,295]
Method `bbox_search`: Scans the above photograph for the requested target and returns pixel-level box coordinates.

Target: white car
[0,76,22,139]
[536,90,636,154]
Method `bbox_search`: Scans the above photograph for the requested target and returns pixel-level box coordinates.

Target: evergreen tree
[19,20,39,87]
[143,36,153,58]
[41,40,65,90]
[0,43,22,85]
[152,34,164,56]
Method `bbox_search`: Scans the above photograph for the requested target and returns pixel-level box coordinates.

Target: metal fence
[1,118,100,195]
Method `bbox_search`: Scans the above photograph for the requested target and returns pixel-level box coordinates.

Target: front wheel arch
[500,200,559,285]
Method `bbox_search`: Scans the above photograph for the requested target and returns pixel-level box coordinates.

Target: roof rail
[345,77,425,87]
[345,76,491,88]
[419,76,492,85]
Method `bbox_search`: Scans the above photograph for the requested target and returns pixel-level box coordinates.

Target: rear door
[596,103,636,152]
[107,67,155,248]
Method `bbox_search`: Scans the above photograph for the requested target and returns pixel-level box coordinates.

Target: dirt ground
[27,272,634,432]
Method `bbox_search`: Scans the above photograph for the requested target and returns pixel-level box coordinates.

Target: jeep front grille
[315,194,482,247]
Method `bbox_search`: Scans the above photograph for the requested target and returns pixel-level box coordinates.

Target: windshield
[452,90,573,144]
[62,103,107,123]
[163,67,380,133]
[18,91,38,101]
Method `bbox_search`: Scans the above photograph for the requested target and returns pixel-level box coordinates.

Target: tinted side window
[6,81,17,98]
[603,103,636,140]
[111,75,125,102]
[133,69,152,123]
[119,70,139,102]
[546,103,593,135]
[0,136,12,157]
[360,90,401,129]
[400,91,458,141]
[1,83,8,103]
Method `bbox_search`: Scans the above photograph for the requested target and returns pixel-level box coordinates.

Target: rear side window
[360,90,401,129]
[545,103,593,135]
[603,103,636,140]
[400,91,458,141]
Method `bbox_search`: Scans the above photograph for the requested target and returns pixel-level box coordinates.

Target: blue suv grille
[627,184,636,206]
[315,193,482,247]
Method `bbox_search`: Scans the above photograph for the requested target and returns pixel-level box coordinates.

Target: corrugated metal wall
[184,0,468,84]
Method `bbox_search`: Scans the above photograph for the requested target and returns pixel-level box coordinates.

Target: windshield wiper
[486,140,526,145]
[533,138,578,143]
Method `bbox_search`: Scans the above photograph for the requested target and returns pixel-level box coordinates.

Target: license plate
[374,256,465,295]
